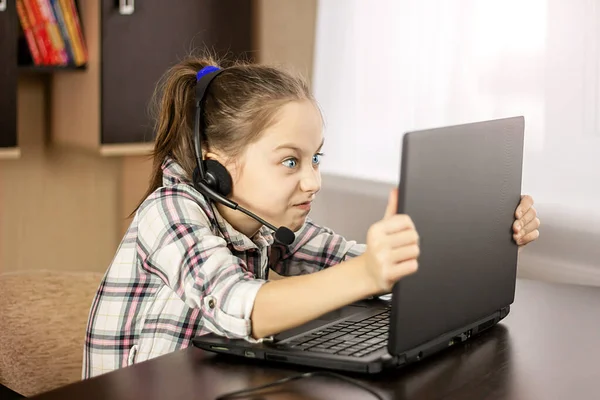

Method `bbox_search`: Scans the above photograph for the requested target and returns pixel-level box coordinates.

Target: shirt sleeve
[137,189,268,342]
[269,217,366,276]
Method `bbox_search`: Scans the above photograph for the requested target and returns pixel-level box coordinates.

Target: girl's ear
[204,150,233,168]
[204,151,222,163]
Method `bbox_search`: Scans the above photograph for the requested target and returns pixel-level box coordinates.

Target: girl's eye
[313,153,324,165]
[282,158,298,169]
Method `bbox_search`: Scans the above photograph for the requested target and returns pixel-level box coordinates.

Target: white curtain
[312,0,600,284]
[313,0,600,188]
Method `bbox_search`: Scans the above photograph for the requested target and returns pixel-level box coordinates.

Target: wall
[255,0,317,83]
[0,76,122,273]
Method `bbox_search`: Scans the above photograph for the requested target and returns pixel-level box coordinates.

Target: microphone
[196,180,296,246]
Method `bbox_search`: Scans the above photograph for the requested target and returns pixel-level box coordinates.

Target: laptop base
[192,306,509,374]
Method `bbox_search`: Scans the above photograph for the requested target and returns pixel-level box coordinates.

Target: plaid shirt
[83,157,365,378]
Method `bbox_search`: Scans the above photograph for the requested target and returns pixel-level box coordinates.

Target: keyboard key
[308,347,335,353]
[291,308,393,357]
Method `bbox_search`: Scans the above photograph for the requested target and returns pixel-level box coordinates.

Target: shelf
[3,0,254,150]
[0,147,21,160]
[99,143,154,157]
[18,64,87,73]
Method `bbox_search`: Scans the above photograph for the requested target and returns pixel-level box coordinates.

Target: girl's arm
[252,253,375,339]
[251,189,419,339]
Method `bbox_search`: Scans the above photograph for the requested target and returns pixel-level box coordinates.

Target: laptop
[192,116,525,373]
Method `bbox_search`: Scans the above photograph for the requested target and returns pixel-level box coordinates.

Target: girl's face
[213,99,324,237]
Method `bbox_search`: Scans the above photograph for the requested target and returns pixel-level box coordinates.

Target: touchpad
[274,304,367,341]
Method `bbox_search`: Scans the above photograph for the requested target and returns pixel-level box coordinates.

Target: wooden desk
[30,279,600,400]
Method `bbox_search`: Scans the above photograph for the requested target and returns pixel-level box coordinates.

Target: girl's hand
[360,189,420,293]
[513,195,541,247]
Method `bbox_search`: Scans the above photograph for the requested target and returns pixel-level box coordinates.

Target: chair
[0,270,103,397]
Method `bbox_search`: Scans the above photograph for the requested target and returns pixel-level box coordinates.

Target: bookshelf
[0,0,254,158]
[18,64,86,72]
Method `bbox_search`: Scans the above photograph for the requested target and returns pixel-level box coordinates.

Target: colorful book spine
[49,0,75,64]
[59,0,87,66]
[36,0,69,65]
[23,0,52,64]
[15,0,42,65]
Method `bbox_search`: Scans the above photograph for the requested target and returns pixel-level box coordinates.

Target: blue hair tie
[196,66,221,81]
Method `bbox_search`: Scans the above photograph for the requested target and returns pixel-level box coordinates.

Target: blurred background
[1,0,599,396]
[1,0,599,285]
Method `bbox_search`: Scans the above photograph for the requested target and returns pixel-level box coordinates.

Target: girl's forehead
[257,101,324,149]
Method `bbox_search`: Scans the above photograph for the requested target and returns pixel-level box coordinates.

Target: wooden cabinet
[100,0,253,145]
[53,0,254,155]
[1,0,254,157]
[0,1,19,154]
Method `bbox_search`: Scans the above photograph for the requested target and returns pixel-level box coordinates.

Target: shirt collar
[160,157,274,251]
[161,157,193,186]
[211,208,275,251]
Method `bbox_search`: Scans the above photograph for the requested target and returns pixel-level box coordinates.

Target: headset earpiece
[203,159,233,197]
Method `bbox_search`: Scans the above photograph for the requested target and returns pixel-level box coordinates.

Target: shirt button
[208,298,216,309]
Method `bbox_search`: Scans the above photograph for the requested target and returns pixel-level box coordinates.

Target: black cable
[215,370,385,400]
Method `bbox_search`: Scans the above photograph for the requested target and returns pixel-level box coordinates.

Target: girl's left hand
[513,195,540,247]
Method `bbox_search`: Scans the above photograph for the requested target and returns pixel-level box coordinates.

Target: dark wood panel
[100,0,254,144]
[0,2,18,148]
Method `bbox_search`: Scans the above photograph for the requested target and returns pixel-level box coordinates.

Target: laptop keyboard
[281,308,390,358]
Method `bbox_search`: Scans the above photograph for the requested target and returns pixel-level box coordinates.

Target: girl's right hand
[360,188,420,293]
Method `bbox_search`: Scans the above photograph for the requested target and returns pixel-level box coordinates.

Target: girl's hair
[133,53,315,215]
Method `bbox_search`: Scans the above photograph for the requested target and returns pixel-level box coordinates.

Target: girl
[83,55,540,378]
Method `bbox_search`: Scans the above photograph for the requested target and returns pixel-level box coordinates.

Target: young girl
[83,55,540,379]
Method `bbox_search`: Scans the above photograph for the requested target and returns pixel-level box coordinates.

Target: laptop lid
[388,116,525,356]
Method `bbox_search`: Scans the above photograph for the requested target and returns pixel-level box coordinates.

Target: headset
[192,66,295,246]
